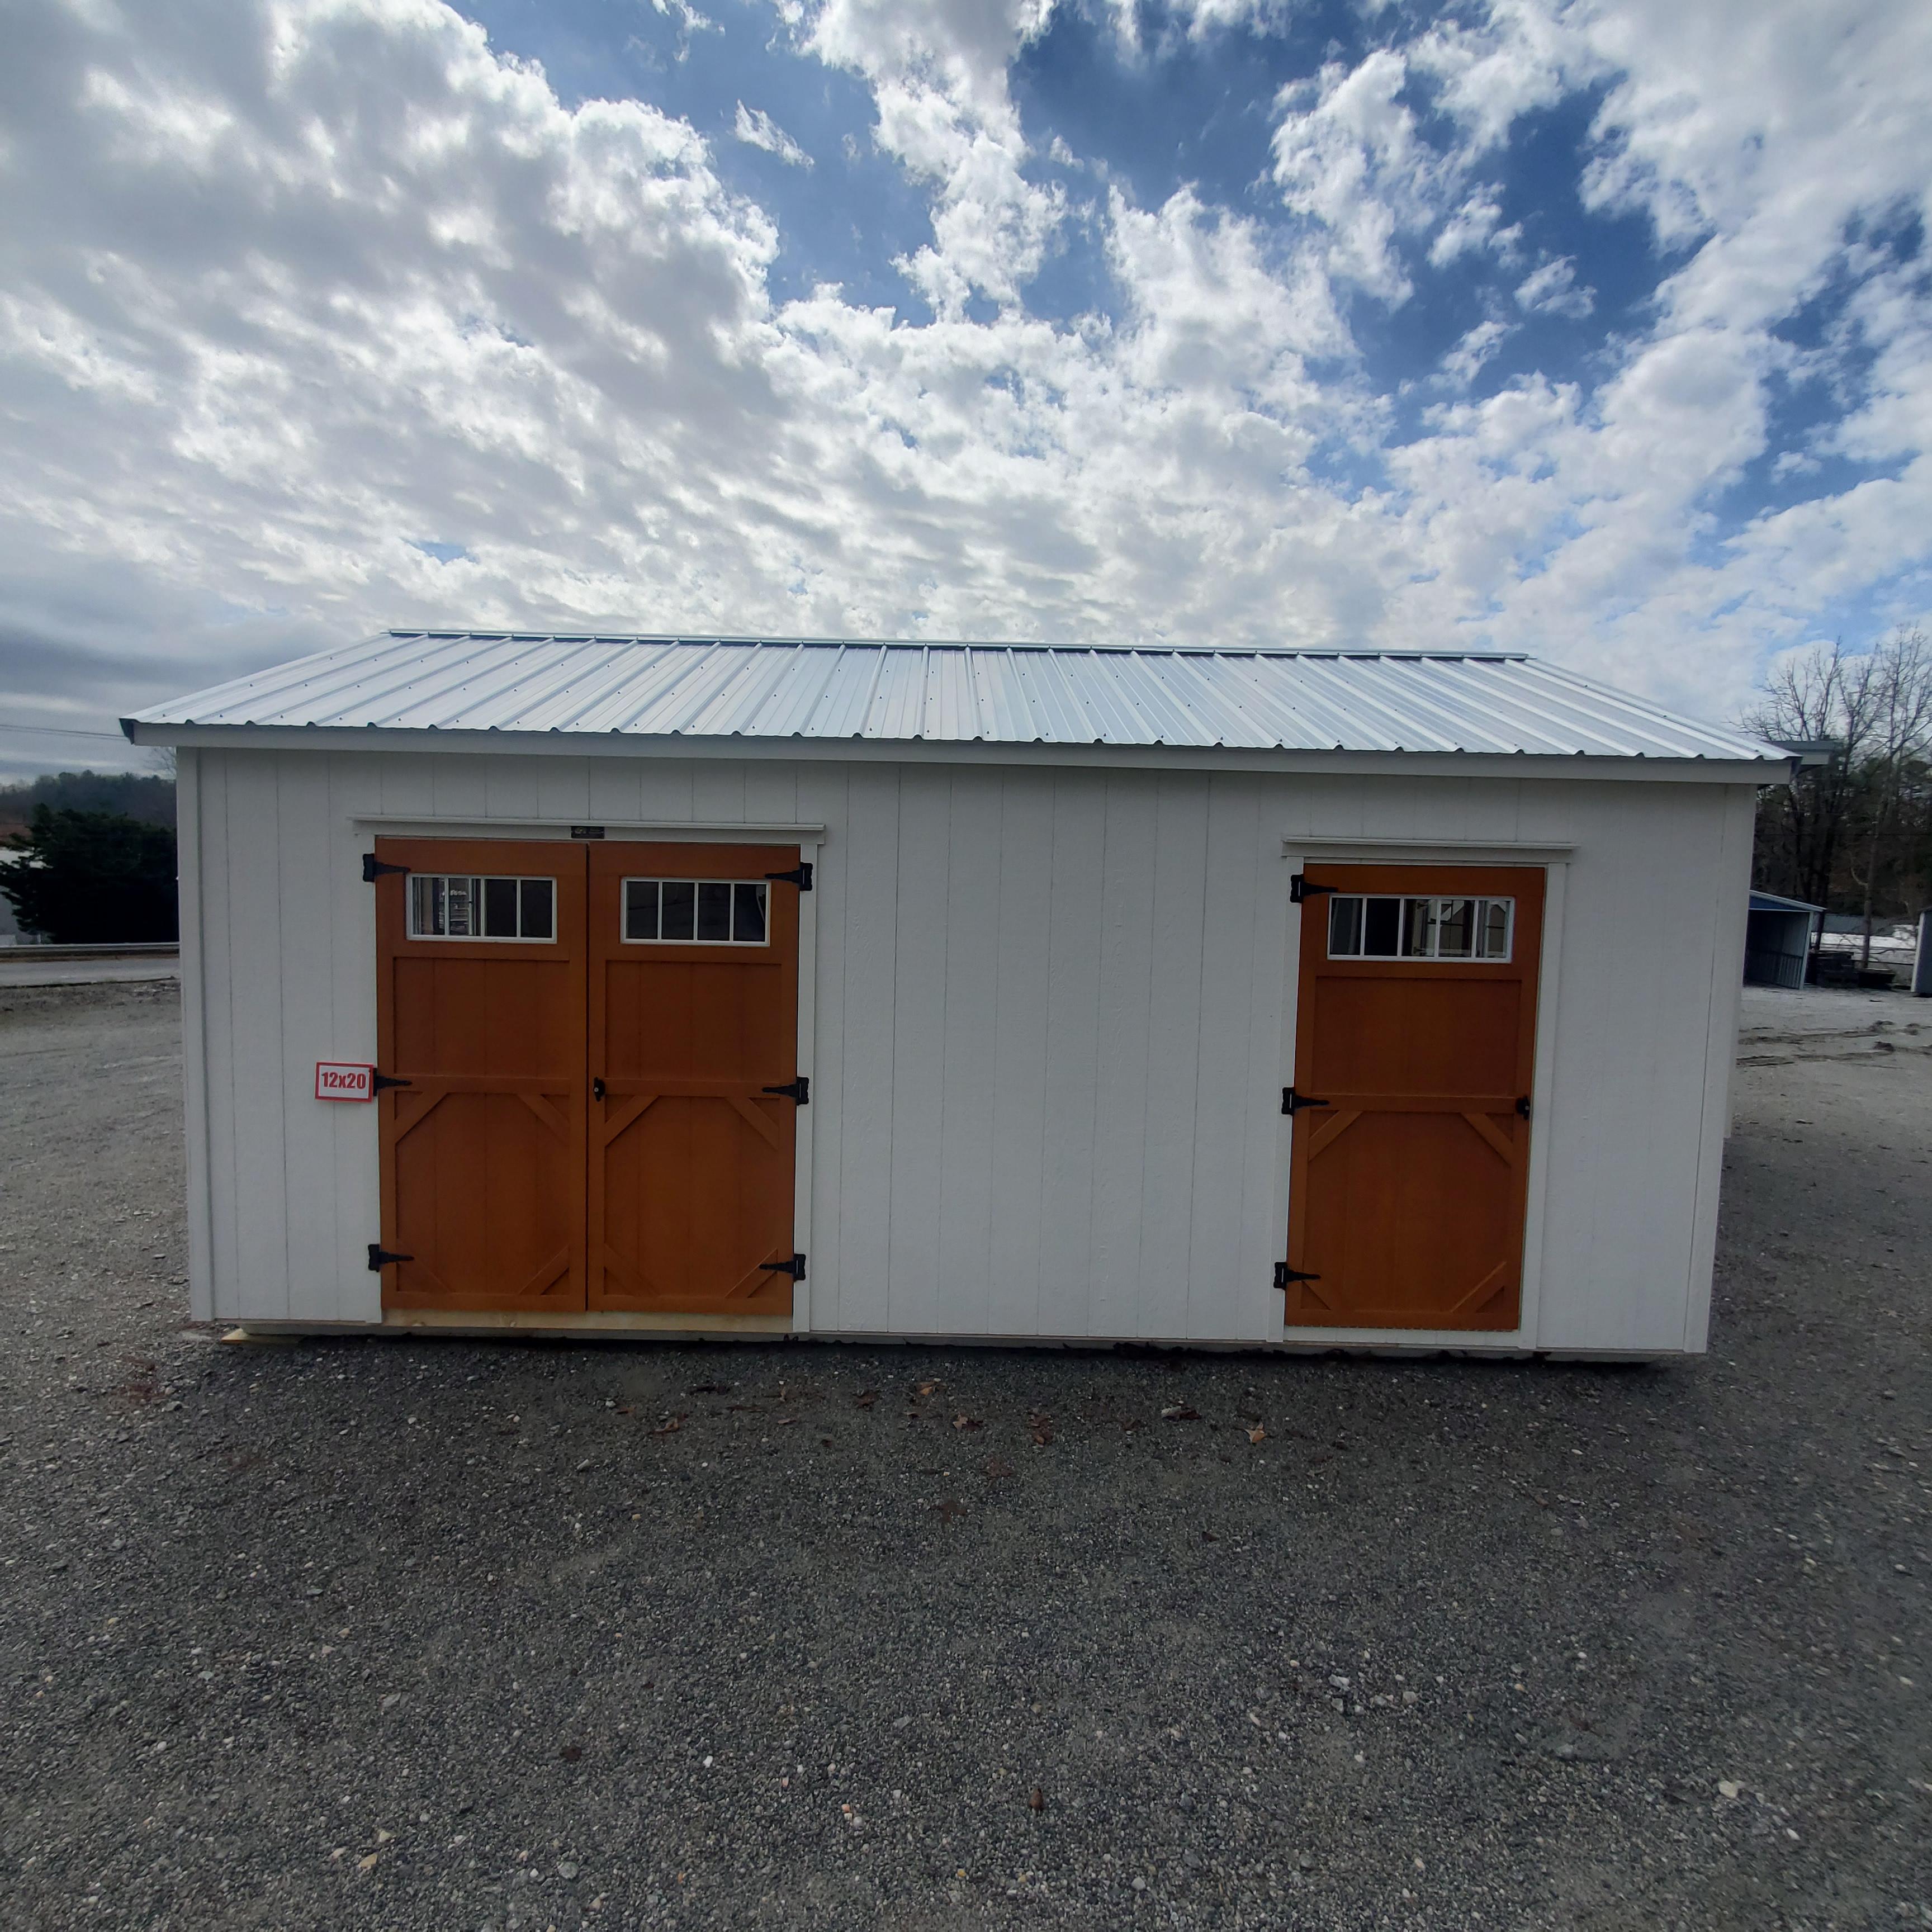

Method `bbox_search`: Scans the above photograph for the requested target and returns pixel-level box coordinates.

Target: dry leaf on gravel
[1161,1405,1201,1422]
[650,1415,686,1436]
[1248,1425,1267,1445]
[953,1414,982,1431]
[853,1390,877,1408]
[1029,1412,1054,1446]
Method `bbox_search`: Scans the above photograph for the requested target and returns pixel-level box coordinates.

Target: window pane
[697,881,732,942]
[1479,899,1512,959]
[1400,897,1436,957]
[444,875,479,937]
[1362,897,1400,956]
[1328,895,1362,956]
[733,881,768,943]
[661,879,696,940]
[409,875,442,937]
[520,877,555,940]
[623,879,659,941]
[483,877,518,937]
[1436,898,1475,958]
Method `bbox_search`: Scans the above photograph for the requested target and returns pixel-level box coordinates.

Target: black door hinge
[1516,1095,1532,1119]
[761,1077,810,1105]
[760,1253,807,1281]
[1290,874,1335,905]
[362,854,408,882]
[570,825,605,840]
[1273,1261,1321,1290]
[1282,1086,1330,1115]
[764,863,813,891]
[368,1244,413,1272]
[371,1073,411,1094]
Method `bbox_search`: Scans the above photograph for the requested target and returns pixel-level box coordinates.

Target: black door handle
[593,1076,606,1101]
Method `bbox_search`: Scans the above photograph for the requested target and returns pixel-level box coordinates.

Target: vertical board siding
[1137,776,1213,1337]
[1035,779,1110,1335]
[884,773,953,1333]
[934,778,1003,1338]
[174,753,216,1324]
[794,766,849,1328]
[190,747,1732,1351]
[198,754,241,1317]
[274,754,340,1320]
[986,773,1054,1334]
[327,753,383,1322]
[222,754,291,1319]
[831,766,902,1332]
[1189,777,1272,1341]
[1087,778,1159,1335]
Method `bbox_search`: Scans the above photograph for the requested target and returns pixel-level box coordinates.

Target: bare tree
[1845,627,1932,964]
[1746,628,1932,973]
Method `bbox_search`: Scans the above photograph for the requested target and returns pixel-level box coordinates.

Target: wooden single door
[588,842,803,1314]
[374,838,588,1311]
[1283,864,1543,1331]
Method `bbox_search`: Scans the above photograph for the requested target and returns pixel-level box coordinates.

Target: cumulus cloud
[1514,255,1594,318]
[0,0,1926,760]
[734,102,812,166]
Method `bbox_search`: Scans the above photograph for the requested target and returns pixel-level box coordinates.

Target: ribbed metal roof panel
[129,632,1781,764]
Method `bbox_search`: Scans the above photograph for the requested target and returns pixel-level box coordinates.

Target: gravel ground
[2,981,1928,1931]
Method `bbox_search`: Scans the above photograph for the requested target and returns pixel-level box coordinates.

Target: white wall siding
[183,747,1749,1353]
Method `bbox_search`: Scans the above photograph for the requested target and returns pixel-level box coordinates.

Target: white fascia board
[122,721,1787,788]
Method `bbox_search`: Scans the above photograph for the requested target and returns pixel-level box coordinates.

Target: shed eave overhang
[121,718,1787,785]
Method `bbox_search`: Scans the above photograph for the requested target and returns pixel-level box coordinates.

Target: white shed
[124,633,1786,1357]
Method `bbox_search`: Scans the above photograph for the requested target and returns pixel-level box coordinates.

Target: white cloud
[1429,188,1504,267]
[1270,51,1436,305]
[651,0,719,48]
[0,0,1926,749]
[779,0,1063,312]
[1439,318,1513,386]
[734,101,812,167]
[1514,255,1594,318]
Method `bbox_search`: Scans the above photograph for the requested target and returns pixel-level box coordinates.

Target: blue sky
[0,0,1927,775]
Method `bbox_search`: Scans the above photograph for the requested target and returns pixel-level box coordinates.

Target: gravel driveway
[2,983,1928,1930]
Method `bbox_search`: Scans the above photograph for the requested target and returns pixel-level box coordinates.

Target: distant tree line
[1,769,178,944]
[1746,628,1932,967]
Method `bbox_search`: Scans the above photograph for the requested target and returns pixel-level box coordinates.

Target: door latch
[1281,1086,1330,1115]
[760,1253,808,1281]
[367,1244,414,1272]
[760,1077,809,1105]
[1289,874,1335,905]
[1273,1261,1320,1289]
[362,854,408,882]
[1516,1094,1532,1119]
[593,1076,607,1101]
[764,863,813,891]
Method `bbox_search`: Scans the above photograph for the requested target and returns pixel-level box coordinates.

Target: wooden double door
[1283,864,1543,1332]
[372,838,804,1317]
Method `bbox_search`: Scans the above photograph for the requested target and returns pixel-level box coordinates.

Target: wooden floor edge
[208,1319,1683,1361]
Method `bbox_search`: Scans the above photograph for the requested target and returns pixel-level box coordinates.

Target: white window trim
[621,877,773,948]
[406,873,560,944]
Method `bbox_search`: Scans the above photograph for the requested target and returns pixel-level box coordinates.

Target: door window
[408,874,556,941]
[623,878,769,945]
[1327,894,1513,962]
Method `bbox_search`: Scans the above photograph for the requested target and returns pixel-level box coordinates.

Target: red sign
[315,1062,375,1102]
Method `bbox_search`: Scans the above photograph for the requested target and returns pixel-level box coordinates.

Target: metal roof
[126,632,1784,765]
